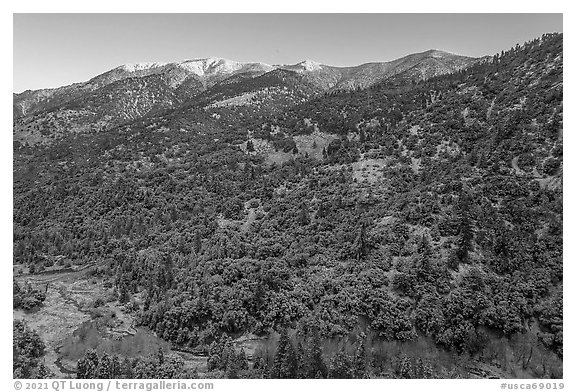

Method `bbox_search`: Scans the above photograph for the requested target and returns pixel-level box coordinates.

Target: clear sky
[13,13,562,93]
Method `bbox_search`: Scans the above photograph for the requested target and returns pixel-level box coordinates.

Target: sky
[13,13,562,93]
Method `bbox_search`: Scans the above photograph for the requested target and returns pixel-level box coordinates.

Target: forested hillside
[13,33,562,379]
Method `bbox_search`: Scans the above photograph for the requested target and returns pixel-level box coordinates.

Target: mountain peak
[420,49,462,59]
[117,62,168,72]
[296,59,323,71]
[115,58,275,78]
[174,58,274,77]
[14,49,481,120]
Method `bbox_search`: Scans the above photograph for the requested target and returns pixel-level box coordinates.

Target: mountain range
[13,50,480,145]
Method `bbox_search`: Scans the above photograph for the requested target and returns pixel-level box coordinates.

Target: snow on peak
[297,59,323,71]
[114,57,329,80]
[175,58,273,77]
[119,62,168,72]
[115,58,274,78]
[176,58,238,76]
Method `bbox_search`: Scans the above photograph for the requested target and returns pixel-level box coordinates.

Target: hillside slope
[13,33,562,379]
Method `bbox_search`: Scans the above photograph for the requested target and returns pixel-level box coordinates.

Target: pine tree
[271,329,298,378]
[282,341,299,378]
[122,357,134,378]
[329,349,354,378]
[353,223,368,261]
[456,207,474,263]
[353,337,368,378]
[295,341,306,378]
[271,330,289,378]
[236,349,249,371]
[416,234,433,281]
[35,361,54,379]
[118,281,130,304]
[77,349,99,378]
[95,352,113,378]
[298,202,309,226]
[207,341,222,371]
[397,355,413,379]
[157,347,165,365]
[305,330,327,378]
[225,360,239,379]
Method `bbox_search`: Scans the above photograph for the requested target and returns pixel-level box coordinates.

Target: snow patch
[296,59,323,71]
[176,58,274,77]
[119,63,167,72]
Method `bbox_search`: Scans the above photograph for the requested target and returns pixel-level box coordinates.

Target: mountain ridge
[14,50,475,95]
[13,49,481,145]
